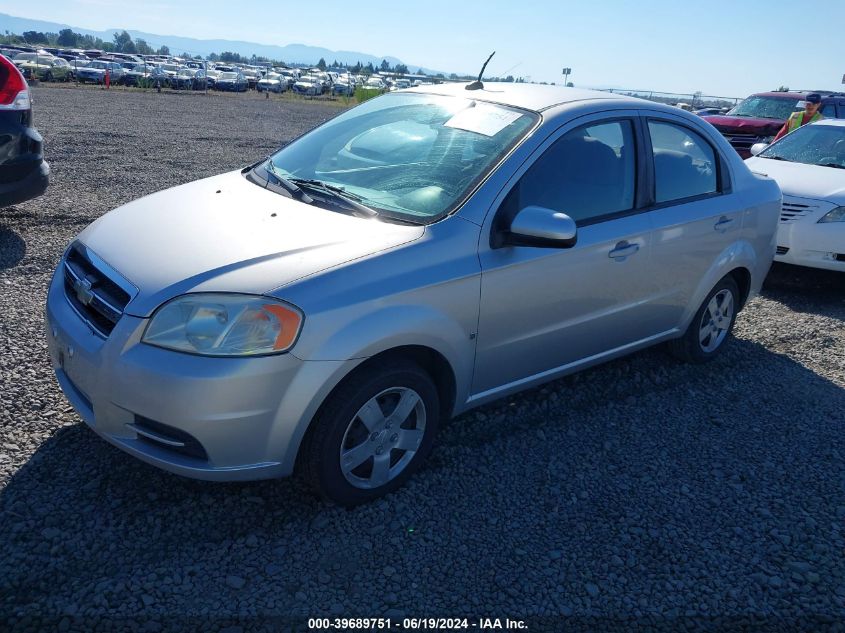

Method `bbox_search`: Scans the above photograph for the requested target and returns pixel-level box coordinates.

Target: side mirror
[749,142,768,156]
[504,205,577,248]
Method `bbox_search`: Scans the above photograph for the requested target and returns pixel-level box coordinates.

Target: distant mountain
[0,12,448,75]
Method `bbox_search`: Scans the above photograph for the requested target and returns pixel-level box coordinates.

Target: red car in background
[703,91,812,158]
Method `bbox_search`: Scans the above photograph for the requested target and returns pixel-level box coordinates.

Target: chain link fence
[597,88,743,109]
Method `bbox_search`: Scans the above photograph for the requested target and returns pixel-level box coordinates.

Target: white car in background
[365,77,385,91]
[292,74,324,95]
[277,68,299,89]
[257,72,285,93]
[747,120,845,272]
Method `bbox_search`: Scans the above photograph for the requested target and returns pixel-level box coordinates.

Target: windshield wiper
[263,161,313,202]
[288,178,378,217]
[763,155,789,161]
[819,162,845,169]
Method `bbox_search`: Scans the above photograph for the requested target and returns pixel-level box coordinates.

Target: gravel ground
[1,85,844,632]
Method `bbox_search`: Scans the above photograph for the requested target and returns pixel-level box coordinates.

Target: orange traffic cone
[105,69,110,89]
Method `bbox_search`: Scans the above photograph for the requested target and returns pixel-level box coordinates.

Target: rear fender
[679,240,758,331]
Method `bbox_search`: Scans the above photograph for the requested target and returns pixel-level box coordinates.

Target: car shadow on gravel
[762,263,844,316]
[0,225,25,270]
[2,333,845,623]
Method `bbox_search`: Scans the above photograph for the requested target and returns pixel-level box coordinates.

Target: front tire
[301,360,440,506]
[668,275,740,363]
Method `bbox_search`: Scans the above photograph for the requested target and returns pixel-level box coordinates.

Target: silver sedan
[46,83,780,505]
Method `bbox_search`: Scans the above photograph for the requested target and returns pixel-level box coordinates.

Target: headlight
[142,294,303,356]
[818,206,845,223]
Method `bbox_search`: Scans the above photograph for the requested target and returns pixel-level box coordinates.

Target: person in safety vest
[773,93,823,142]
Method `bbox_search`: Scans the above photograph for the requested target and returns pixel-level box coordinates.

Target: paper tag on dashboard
[445,105,522,137]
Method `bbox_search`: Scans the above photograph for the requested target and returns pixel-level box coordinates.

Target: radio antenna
[466,51,495,91]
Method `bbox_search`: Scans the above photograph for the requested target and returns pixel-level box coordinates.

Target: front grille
[63,246,132,337]
[780,200,816,223]
[132,416,209,461]
[723,133,762,151]
[776,246,789,255]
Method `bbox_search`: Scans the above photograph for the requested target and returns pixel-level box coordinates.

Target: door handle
[714,216,735,232]
[608,241,640,260]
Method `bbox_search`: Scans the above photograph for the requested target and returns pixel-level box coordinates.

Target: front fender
[274,305,475,475]
[679,239,759,331]
[297,304,474,405]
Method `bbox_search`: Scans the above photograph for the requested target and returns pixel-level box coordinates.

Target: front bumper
[775,221,845,272]
[77,73,104,82]
[775,202,845,272]
[45,264,351,480]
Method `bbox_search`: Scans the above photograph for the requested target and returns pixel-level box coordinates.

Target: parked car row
[0,44,431,98]
[700,90,845,157]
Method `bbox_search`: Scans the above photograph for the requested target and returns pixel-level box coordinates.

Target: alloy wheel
[698,289,734,353]
[339,387,426,489]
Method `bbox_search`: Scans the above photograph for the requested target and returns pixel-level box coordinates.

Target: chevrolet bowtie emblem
[74,277,94,306]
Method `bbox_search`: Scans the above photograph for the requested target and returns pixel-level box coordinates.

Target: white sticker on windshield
[445,105,523,137]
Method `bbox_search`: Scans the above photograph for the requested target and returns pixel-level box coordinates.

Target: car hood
[745,157,845,203]
[76,170,424,317]
[702,115,784,135]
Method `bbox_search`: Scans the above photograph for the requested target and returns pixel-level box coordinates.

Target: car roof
[404,82,636,112]
[752,91,808,99]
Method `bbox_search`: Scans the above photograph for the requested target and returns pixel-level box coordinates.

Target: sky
[1,0,843,98]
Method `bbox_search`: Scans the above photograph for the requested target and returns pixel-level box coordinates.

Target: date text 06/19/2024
[308,617,528,630]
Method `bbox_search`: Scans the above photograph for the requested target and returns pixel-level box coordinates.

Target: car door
[473,112,661,396]
[642,114,741,330]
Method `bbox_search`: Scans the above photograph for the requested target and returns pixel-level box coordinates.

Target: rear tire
[300,359,440,506]
[668,276,740,363]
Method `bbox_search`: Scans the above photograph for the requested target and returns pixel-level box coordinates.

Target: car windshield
[759,124,845,168]
[220,72,238,79]
[265,93,538,222]
[726,96,804,120]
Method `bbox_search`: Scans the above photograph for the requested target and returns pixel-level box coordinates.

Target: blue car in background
[76,60,124,84]
[215,71,248,92]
